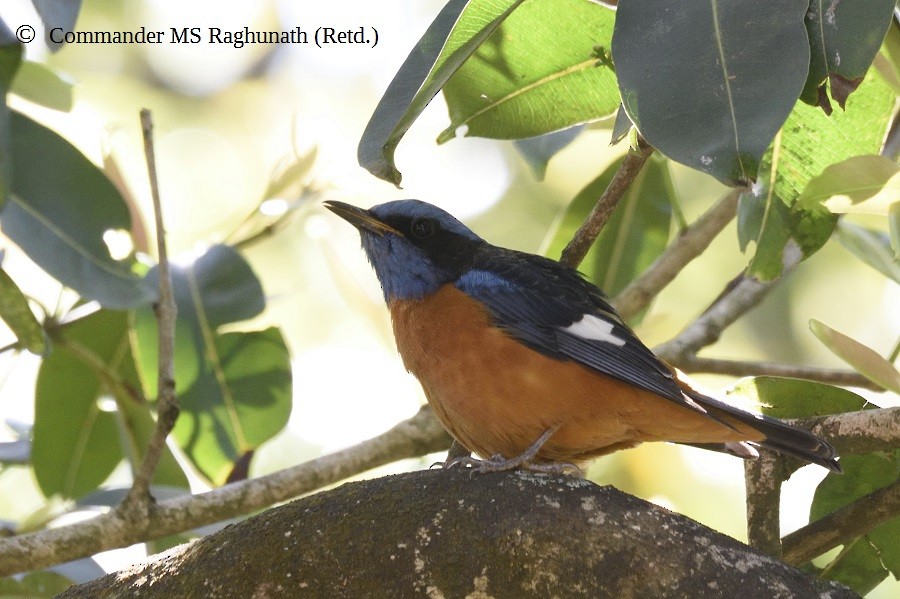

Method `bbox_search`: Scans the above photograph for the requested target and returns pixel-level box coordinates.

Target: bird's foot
[440,425,581,476]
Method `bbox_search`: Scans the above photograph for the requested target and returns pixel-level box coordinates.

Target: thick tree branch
[744,454,785,557]
[560,137,654,267]
[676,356,883,391]
[0,406,451,577]
[119,109,179,518]
[782,478,900,566]
[612,187,740,320]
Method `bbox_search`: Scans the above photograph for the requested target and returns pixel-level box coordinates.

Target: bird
[325,199,841,474]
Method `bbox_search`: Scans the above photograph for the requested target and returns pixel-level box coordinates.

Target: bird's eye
[410,218,436,239]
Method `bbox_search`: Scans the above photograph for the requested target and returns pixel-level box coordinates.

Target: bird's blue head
[325,199,485,303]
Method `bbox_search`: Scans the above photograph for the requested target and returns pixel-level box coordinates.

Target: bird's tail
[686,390,841,473]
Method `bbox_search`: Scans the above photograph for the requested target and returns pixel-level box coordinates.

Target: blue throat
[362,233,445,302]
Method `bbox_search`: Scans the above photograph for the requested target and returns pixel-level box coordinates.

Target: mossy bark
[60,469,857,598]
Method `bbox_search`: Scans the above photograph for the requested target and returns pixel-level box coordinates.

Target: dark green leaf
[802,0,895,112]
[358,0,526,185]
[10,60,73,111]
[0,266,45,354]
[173,328,292,484]
[746,72,895,279]
[613,0,809,185]
[543,153,673,307]
[836,221,900,284]
[0,18,23,212]
[32,0,84,52]
[133,245,289,484]
[2,111,156,308]
[811,453,899,594]
[513,125,583,180]
[34,310,132,498]
[725,376,868,419]
[33,308,187,498]
[439,0,618,143]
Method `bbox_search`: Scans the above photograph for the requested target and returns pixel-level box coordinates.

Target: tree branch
[560,137,654,267]
[676,356,883,391]
[612,187,740,320]
[744,454,786,557]
[0,406,450,577]
[782,478,900,566]
[118,109,179,519]
[654,244,802,362]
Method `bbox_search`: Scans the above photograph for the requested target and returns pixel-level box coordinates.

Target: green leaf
[542,153,673,306]
[0,18,23,213]
[810,319,900,393]
[0,570,73,597]
[358,0,526,186]
[10,60,73,112]
[0,266,45,355]
[513,125,583,180]
[32,0,84,52]
[810,452,899,594]
[612,0,809,185]
[747,72,895,279]
[890,202,900,260]
[2,111,156,308]
[439,0,618,143]
[836,221,900,284]
[725,376,868,419]
[174,328,292,485]
[133,245,290,484]
[801,0,895,112]
[798,155,900,214]
[34,310,134,498]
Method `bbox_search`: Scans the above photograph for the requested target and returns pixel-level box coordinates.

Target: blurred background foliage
[0,0,896,595]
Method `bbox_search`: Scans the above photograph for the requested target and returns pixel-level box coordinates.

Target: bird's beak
[324,200,402,237]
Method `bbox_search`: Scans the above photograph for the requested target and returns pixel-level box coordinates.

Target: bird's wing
[455,250,690,406]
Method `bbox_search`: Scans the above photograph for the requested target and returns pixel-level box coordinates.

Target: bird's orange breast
[390,284,760,463]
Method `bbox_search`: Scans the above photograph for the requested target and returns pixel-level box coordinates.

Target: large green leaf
[1,111,155,308]
[801,0,895,112]
[0,265,45,355]
[612,0,809,185]
[438,0,618,143]
[33,309,187,499]
[726,376,869,419]
[513,125,583,180]
[809,452,900,595]
[745,72,895,279]
[798,155,900,215]
[0,18,22,212]
[358,0,526,185]
[543,153,673,308]
[133,245,290,484]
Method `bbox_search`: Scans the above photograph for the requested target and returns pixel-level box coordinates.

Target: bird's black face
[325,199,484,302]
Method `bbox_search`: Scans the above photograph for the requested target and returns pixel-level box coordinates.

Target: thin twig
[560,137,654,267]
[676,356,883,391]
[119,109,179,518]
[654,244,803,362]
[612,187,740,320]
[782,478,900,566]
[0,406,450,577]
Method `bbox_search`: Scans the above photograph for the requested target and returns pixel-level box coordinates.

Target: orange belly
[390,285,761,463]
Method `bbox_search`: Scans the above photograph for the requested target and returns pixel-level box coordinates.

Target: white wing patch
[563,314,627,346]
